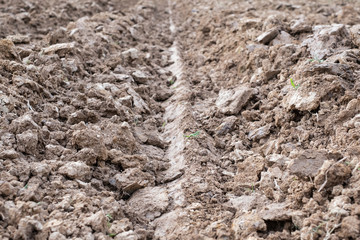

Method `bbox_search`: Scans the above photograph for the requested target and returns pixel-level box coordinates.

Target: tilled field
[0,0,360,239]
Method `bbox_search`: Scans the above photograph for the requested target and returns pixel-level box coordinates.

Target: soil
[0,0,360,239]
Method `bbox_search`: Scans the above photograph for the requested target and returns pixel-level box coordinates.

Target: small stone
[272,31,292,45]
[6,35,30,44]
[113,74,134,83]
[122,48,139,60]
[288,150,327,177]
[127,187,169,221]
[131,70,150,84]
[113,168,154,194]
[283,90,320,111]
[215,116,237,135]
[256,28,279,44]
[248,124,271,141]
[216,87,257,115]
[58,161,91,181]
[42,42,75,55]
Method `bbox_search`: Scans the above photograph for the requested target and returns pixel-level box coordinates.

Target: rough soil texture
[1,0,360,239]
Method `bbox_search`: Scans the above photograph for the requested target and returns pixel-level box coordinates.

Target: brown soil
[1,0,360,239]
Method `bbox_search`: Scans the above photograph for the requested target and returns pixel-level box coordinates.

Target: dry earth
[1,0,360,239]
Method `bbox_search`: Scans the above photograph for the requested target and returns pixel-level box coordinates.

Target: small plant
[106,214,113,221]
[312,222,325,233]
[309,57,324,63]
[109,233,117,238]
[167,77,176,86]
[24,184,28,189]
[184,131,200,138]
[162,121,166,127]
[290,78,300,89]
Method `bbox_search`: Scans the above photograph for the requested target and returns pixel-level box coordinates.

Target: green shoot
[106,214,113,221]
[312,222,325,233]
[184,131,200,138]
[109,233,117,238]
[290,78,300,89]
[309,57,324,63]
[162,122,166,127]
[24,184,28,189]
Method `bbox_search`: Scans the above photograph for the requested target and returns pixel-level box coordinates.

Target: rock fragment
[132,70,151,84]
[113,168,154,195]
[248,124,271,141]
[256,28,279,44]
[283,90,320,111]
[126,187,169,221]
[58,161,91,181]
[6,35,30,44]
[303,24,351,59]
[42,42,75,55]
[288,150,327,177]
[216,87,257,115]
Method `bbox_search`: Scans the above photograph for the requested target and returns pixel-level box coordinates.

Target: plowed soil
[1,0,360,239]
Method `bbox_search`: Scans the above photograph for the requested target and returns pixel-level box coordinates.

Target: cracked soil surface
[1,0,360,239]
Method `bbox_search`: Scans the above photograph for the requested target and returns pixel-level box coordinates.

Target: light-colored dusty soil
[1,0,360,239]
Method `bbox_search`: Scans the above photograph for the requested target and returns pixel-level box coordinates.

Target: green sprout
[184,131,200,138]
[290,78,300,89]
[106,214,113,221]
[309,57,324,63]
[167,77,175,86]
[162,121,166,127]
[24,184,28,189]
[312,222,325,233]
[109,233,117,238]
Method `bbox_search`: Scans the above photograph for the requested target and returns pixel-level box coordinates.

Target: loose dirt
[1,0,360,239]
